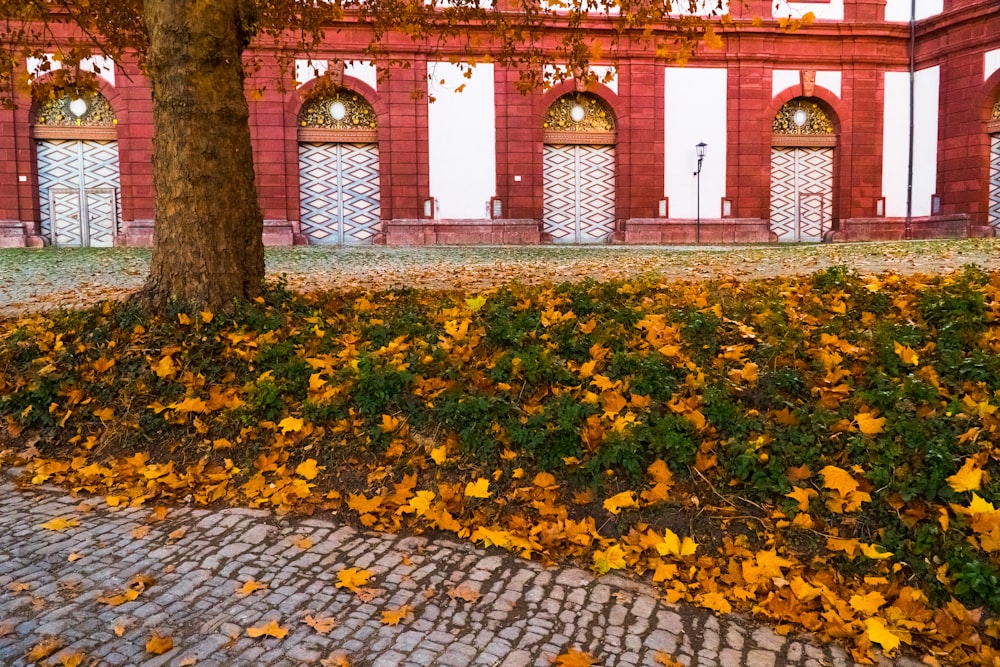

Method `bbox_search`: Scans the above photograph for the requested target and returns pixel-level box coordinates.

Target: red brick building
[1,0,999,248]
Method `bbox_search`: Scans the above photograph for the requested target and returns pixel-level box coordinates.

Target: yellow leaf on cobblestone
[448,584,482,602]
[246,619,288,639]
[603,491,637,515]
[552,649,597,666]
[237,578,268,597]
[654,654,684,667]
[303,614,336,634]
[57,651,85,666]
[132,526,150,539]
[290,536,313,550]
[68,552,83,562]
[8,581,30,592]
[25,637,62,662]
[319,654,351,666]
[464,478,491,499]
[381,604,413,626]
[336,567,373,592]
[946,457,983,493]
[167,527,187,541]
[40,517,79,531]
[146,631,173,655]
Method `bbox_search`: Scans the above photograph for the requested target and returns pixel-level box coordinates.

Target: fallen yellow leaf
[145,631,174,655]
[246,619,289,639]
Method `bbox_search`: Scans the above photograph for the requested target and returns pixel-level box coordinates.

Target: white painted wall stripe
[773,0,844,21]
[885,0,943,22]
[427,62,496,220]
[986,49,1000,82]
[882,67,939,218]
[664,67,727,219]
[772,70,800,99]
[772,70,841,99]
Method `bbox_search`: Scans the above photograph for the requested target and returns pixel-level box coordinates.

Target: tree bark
[139,0,264,313]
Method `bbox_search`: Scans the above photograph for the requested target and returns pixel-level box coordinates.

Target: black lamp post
[693,142,707,244]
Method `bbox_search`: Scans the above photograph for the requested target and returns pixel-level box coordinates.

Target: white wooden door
[299,142,381,245]
[36,140,121,247]
[989,134,1000,231]
[770,147,833,242]
[543,144,615,244]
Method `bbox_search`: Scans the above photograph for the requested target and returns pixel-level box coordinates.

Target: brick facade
[0,1,998,248]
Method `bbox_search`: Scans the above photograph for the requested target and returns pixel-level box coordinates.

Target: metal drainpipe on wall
[905,0,916,240]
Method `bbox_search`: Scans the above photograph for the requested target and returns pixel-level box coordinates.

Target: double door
[543,144,616,244]
[36,140,121,247]
[770,147,833,243]
[299,142,382,245]
[990,134,999,231]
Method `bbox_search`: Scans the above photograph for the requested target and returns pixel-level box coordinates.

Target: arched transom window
[772,98,833,136]
[35,93,117,128]
[299,90,377,130]
[543,93,616,144]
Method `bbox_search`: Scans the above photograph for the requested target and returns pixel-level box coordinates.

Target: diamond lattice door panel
[770,147,833,242]
[989,134,1000,231]
[543,144,615,244]
[299,142,381,246]
[36,140,121,247]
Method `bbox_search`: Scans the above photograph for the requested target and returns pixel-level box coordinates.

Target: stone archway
[34,93,121,247]
[769,98,837,243]
[297,89,381,245]
[542,93,617,244]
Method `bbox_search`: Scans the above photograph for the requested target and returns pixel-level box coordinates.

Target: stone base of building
[116,220,155,247]
[617,218,773,244]
[263,220,296,247]
[0,221,44,248]
[831,215,992,241]
[384,219,541,245]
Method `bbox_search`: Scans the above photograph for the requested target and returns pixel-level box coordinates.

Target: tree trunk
[139,0,264,313]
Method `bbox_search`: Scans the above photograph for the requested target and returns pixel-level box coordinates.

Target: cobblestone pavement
[0,478,918,667]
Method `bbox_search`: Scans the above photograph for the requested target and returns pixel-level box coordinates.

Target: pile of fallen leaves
[2,266,1000,665]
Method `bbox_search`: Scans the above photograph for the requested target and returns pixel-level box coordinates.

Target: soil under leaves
[2,259,1000,665]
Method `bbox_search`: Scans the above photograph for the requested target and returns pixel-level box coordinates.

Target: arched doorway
[542,94,616,244]
[769,98,836,242]
[34,94,121,247]
[297,90,381,245]
[989,99,1000,231]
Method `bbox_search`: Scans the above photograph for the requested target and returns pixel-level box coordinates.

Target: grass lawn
[2,240,1000,664]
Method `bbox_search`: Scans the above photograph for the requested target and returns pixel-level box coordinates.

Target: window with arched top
[298,89,377,142]
[772,98,835,147]
[35,93,117,129]
[992,99,1000,122]
[543,93,616,145]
